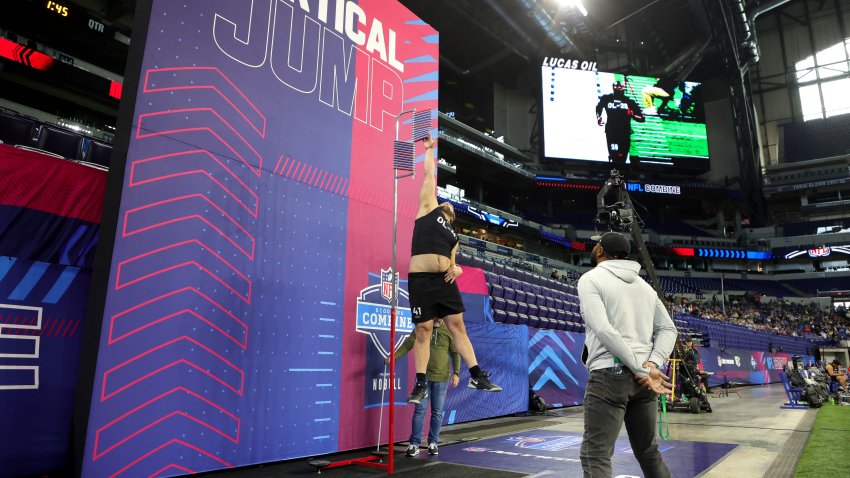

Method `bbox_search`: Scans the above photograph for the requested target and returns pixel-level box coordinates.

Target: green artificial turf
[794,404,850,477]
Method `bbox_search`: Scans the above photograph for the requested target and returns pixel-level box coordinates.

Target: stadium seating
[782,277,850,295]
[0,112,37,146]
[460,252,828,355]
[83,140,113,167]
[37,126,84,161]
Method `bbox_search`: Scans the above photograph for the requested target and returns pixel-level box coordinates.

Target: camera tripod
[595,169,662,297]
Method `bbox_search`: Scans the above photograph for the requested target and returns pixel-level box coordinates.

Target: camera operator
[683,337,711,393]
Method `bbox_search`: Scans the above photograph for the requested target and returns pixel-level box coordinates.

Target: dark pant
[605,129,634,169]
[580,368,671,478]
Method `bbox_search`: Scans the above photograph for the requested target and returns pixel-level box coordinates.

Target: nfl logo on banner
[381,268,397,302]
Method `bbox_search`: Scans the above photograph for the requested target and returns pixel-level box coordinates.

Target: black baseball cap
[591,232,631,259]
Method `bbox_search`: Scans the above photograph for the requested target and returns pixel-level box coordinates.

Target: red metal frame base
[321,454,388,471]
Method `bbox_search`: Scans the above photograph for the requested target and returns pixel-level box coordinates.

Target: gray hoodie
[577,260,677,375]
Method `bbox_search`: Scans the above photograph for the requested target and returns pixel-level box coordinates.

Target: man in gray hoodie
[578,232,677,478]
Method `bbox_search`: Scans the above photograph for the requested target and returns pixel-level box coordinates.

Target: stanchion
[307,109,426,475]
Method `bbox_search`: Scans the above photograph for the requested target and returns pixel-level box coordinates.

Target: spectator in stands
[550,270,560,280]
[578,232,677,478]
[826,359,847,391]
[388,319,460,457]
[407,135,500,405]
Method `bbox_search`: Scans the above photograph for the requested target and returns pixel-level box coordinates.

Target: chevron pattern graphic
[86,66,265,476]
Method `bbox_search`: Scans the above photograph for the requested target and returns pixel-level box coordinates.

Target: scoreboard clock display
[45,1,71,17]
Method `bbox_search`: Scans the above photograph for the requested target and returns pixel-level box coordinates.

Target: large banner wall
[1,141,106,476]
[82,0,440,476]
[528,329,588,409]
[696,348,813,386]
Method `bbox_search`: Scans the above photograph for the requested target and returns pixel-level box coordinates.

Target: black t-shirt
[411,207,458,257]
[595,94,642,132]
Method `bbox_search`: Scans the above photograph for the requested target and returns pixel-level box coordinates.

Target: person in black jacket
[595,82,645,170]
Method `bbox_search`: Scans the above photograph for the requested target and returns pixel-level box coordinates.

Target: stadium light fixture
[558,0,588,17]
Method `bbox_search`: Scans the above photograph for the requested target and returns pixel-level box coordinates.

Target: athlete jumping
[406,135,501,404]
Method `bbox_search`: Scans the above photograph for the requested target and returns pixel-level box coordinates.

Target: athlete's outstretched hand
[597,116,604,126]
[422,135,436,150]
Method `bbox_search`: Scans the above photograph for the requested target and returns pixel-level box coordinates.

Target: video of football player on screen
[595,81,645,170]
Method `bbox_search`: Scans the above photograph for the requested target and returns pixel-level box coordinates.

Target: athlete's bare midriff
[409,253,452,273]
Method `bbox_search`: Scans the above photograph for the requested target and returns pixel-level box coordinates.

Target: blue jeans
[580,368,670,478]
[409,380,448,446]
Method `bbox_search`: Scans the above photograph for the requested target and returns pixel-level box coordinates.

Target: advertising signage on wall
[80,0,442,476]
[784,245,850,259]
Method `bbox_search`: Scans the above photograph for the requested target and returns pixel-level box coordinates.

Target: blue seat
[471,255,485,270]
[525,293,538,306]
[502,286,516,302]
[493,262,506,276]
[0,113,37,146]
[482,259,495,272]
[484,271,497,285]
[521,282,534,293]
[506,311,520,324]
[491,296,507,311]
[517,302,529,316]
[545,296,556,309]
[37,125,84,161]
[516,313,530,326]
[489,283,504,298]
[526,315,539,328]
[538,317,552,329]
[514,290,527,304]
[527,304,539,317]
[538,305,552,319]
[531,285,542,296]
[493,309,508,323]
[779,372,808,409]
[84,139,112,167]
[504,266,518,278]
[553,298,564,311]
[505,299,518,313]
[555,309,566,321]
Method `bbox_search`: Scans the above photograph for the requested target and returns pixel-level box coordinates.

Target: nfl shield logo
[381,268,396,303]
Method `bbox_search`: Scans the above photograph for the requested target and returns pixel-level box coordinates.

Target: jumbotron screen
[541,59,709,171]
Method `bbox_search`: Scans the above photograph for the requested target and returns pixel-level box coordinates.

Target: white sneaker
[405,444,419,457]
[428,443,439,455]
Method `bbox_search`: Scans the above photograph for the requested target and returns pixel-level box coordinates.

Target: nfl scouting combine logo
[356,268,414,408]
[507,435,582,451]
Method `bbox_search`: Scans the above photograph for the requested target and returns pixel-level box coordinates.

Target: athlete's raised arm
[417,135,438,218]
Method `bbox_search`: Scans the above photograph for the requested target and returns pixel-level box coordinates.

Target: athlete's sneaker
[405,444,419,457]
[468,370,502,392]
[407,381,429,404]
[428,443,439,455]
